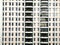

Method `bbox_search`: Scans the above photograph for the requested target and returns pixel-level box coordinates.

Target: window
[5,33,7,36]
[49,28,51,31]
[18,28,20,31]
[37,38,39,41]
[56,3,57,6]
[3,7,4,11]
[49,38,51,41]
[22,43,24,45]
[53,18,55,21]
[49,33,51,36]
[19,3,20,6]
[22,33,24,36]
[22,13,24,16]
[9,12,11,16]
[5,17,7,21]
[5,43,7,45]
[34,33,35,36]
[12,43,13,45]
[53,23,55,26]
[9,23,11,26]
[53,3,55,6]
[9,38,10,41]
[9,7,11,11]
[38,33,39,36]
[12,7,14,11]
[22,3,24,6]
[12,33,13,36]
[9,33,11,36]
[49,43,51,45]
[34,38,35,41]
[53,38,55,41]
[12,2,14,6]
[12,38,13,41]
[22,23,24,26]
[18,33,20,36]
[15,38,17,41]
[22,8,24,11]
[5,7,7,10]
[34,3,36,6]
[3,2,4,6]
[5,23,7,26]
[59,33,60,36]
[49,23,51,26]
[18,43,20,45]
[9,2,11,5]
[5,38,7,41]
[2,28,4,31]
[5,2,7,5]
[22,18,24,21]
[22,38,24,41]
[22,28,24,31]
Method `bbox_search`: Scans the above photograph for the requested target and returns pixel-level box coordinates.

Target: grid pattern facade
[2,0,60,45]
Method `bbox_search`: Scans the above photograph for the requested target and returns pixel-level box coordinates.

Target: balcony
[40,33,48,37]
[25,0,33,1]
[40,28,48,32]
[25,38,33,42]
[40,13,48,17]
[25,33,33,37]
[40,23,48,27]
[25,13,33,18]
[40,38,48,42]
[41,0,48,1]
[25,18,33,21]
[25,43,33,45]
[25,23,33,27]
[40,18,48,22]
[41,8,48,12]
[41,4,48,6]
[40,43,48,45]
[25,8,33,11]
[25,18,33,23]
[25,13,32,16]
[41,2,48,4]
[25,3,33,6]
[25,28,33,32]
[40,15,48,17]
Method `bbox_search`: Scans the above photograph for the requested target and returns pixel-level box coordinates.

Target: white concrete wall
[0,0,2,45]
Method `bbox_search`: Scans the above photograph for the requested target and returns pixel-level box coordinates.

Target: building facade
[1,0,60,45]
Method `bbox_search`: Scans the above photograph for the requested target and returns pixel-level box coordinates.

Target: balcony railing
[25,28,33,32]
[40,33,48,37]
[25,38,33,42]
[25,44,33,45]
[25,0,33,1]
[40,23,48,27]
[40,44,48,45]
[40,15,48,17]
[40,28,48,32]
[25,3,33,6]
[25,18,33,21]
[25,23,33,26]
[25,33,33,37]
[41,0,48,1]
[25,8,33,11]
[40,18,48,22]
[41,4,48,6]
[40,38,48,42]
[25,13,33,16]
